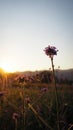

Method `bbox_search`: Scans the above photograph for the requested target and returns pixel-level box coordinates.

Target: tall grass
[0,83,73,130]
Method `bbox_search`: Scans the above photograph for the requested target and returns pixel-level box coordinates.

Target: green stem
[51,57,60,130]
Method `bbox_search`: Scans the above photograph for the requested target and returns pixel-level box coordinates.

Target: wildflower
[41,87,48,93]
[0,91,5,97]
[12,112,19,120]
[44,45,58,58]
[25,97,30,104]
[12,112,19,130]
[44,45,60,130]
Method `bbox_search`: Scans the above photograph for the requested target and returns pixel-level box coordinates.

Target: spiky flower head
[44,45,58,58]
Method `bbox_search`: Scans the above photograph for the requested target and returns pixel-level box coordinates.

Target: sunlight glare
[0,63,16,73]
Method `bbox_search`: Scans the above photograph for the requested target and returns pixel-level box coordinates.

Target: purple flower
[41,87,48,93]
[44,45,58,57]
[12,113,19,120]
[0,91,5,97]
[25,97,30,104]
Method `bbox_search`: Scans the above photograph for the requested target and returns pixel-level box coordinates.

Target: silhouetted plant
[44,45,60,130]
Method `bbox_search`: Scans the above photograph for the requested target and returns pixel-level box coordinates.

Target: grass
[0,83,73,130]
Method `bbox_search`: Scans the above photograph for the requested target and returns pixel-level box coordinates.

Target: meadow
[0,75,73,130]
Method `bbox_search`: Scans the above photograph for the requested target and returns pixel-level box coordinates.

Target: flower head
[25,96,30,104]
[0,91,5,97]
[41,87,48,93]
[44,45,58,57]
[12,112,19,120]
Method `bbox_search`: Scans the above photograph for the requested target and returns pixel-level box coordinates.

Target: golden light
[0,63,16,73]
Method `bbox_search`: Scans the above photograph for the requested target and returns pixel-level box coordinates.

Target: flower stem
[15,119,17,130]
[51,57,60,130]
[28,103,53,130]
[22,86,25,130]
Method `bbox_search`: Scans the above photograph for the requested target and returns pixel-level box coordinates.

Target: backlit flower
[44,45,58,57]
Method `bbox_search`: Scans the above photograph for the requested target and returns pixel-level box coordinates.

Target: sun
[0,63,16,73]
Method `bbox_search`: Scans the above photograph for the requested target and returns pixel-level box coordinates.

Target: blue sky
[0,0,73,72]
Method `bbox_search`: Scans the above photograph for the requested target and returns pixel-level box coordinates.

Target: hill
[55,69,73,80]
[15,68,73,81]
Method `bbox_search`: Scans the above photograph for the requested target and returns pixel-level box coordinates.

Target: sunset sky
[0,0,73,72]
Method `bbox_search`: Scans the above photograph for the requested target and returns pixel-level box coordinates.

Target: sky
[0,0,73,72]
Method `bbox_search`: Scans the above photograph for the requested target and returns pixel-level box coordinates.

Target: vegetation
[0,72,73,130]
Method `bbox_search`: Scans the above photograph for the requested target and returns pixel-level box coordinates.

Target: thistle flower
[12,113,19,130]
[12,112,19,120]
[44,45,58,58]
[44,45,60,130]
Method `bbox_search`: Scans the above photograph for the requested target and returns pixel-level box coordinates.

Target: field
[0,77,73,130]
